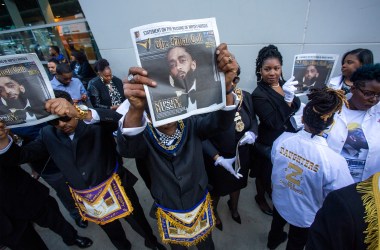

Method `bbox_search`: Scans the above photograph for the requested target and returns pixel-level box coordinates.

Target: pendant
[235,120,245,132]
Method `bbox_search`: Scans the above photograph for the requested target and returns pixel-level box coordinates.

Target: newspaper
[0,53,56,128]
[291,54,339,96]
[130,18,225,127]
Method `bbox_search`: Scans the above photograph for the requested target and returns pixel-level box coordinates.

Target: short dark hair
[71,51,88,64]
[94,59,110,72]
[48,58,59,65]
[56,63,72,75]
[341,48,374,66]
[50,45,60,54]
[53,90,73,104]
[352,63,380,88]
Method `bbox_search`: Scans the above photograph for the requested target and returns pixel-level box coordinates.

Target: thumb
[288,76,295,82]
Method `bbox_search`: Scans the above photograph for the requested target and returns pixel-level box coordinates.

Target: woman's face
[99,67,112,84]
[260,57,282,85]
[341,54,361,78]
[350,80,380,110]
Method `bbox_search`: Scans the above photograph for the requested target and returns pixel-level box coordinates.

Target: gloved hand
[239,131,257,146]
[214,156,243,179]
[282,76,298,103]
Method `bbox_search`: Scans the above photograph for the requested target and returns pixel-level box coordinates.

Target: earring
[256,72,262,82]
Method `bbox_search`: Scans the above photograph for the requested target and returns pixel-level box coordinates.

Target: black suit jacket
[306,182,367,250]
[88,77,125,109]
[251,82,301,146]
[0,143,51,245]
[11,109,137,190]
[117,108,235,210]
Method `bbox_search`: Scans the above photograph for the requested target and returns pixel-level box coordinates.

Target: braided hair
[255,44,285,83]
[303,87,348,137]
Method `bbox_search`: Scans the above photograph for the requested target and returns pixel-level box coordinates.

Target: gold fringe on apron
[155,193,215,247]
[357,172,380,250]
[69,172,133,225]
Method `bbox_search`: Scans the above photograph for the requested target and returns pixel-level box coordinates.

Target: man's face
[54,118,78,134]
[304,65,319,81]
[167,47,196,80]
[0,76,24,101]
[56,72,73,85]
[47,62,57,75]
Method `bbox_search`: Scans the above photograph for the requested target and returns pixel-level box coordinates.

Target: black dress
[203,90,258,196]
[251,81,301,192]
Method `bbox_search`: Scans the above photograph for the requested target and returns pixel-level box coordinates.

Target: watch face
[77,104,89,111]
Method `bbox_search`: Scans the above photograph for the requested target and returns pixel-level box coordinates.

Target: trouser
[33,195,78,245]
[268,207,309,250]
[99,185,159,250]
[169,234,215,250]
[41,171,80,220]
[5,223,48,250]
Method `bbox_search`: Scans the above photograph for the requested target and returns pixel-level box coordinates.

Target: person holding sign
[0,90,165,250]
[251,44,302,216]
[117,43,238,249]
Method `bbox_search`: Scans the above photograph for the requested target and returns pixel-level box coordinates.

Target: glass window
[0,22,100,64]
[0,0,14,30]
[49,0,84,22]
[14,0,45,26]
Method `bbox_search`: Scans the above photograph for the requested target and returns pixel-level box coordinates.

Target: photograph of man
[296,64,325,93]
[165,45,222,112]
[0,74,50,125]
[341,123,369,182]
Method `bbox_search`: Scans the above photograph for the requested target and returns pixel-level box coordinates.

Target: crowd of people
[0,42,379,250]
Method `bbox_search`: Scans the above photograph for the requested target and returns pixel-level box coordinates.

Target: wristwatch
[74,104,89,120]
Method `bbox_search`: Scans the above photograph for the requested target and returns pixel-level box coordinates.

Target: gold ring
[228,56,233,63]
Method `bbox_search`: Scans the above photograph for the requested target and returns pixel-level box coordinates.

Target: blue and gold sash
[69,166,133,225]
[156,192,215,246]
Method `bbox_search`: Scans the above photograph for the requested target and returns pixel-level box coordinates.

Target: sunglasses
[48,116,72,126]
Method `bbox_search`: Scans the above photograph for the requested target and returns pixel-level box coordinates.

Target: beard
[172,70,196,91]
[5,94,27,110]
[304,76,317,86]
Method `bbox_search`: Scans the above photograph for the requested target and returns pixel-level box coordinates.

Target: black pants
[99,185,159,250]
[6,223,48,250]
[41,171,80,219]
[169,234,214,250]
[6,196,78,249]
[268,207,309,250]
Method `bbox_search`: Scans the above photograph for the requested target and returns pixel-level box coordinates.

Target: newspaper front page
[291,54,339,96]
[130,18,225,127]
[0,53,56,128]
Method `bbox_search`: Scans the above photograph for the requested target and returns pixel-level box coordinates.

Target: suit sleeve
[195,109,235,141]
[252,91,300,131]
[306,190,356,250]
[117,129,149,159]
[202,139,218,159]
[94,108,122,131]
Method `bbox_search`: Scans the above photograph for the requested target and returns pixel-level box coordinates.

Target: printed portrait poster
[291,54,339,96]
[130,18,225,127]
[0,53,56,128]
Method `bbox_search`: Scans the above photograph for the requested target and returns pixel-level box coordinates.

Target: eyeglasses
[48,116,72,126]
[357,87,380,99]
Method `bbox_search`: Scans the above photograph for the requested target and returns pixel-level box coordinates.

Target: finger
[288,76,295,82]
[215,43,228,55]
[128,67,148,76]
[289,81,299,86]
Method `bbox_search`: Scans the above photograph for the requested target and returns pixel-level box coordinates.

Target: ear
[19,85,25,93]
[191,60,196,71]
